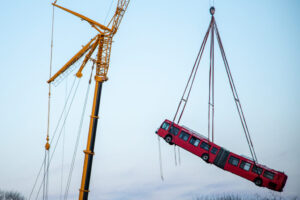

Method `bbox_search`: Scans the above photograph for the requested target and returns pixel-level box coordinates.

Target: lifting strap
[172,7,258,163]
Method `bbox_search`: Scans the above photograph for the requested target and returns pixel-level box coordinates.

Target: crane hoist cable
[30,78,80,200]
[42,3,57,200]
[172,7,258,164]
[28,77,77,200]
[59,77,69,200]
[45,1,130,199]
[64,63,94,200]
[104,0,115,24]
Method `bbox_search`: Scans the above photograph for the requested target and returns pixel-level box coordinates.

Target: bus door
[213,148,230,169]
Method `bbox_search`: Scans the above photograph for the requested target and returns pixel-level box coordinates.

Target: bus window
[161,122,170,131]
[189,136,200,147]
[169,126,179,136]
[263,170,275,180]
[228,156,240,166]
[252,165,263,175]
[179,131,190,141]
[211,147,218,154]
[200,141,211,151]
[239,160,251,171]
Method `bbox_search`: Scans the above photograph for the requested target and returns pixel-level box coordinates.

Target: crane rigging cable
[170,19,212,166]
[104,0,115,24]
[64,63,94,200]
[38,1,131,199]
[28,77,79,200]
[172,7,258,164]
[28,78,76,200]
[35,78,81,200]
[43,3,57,200]
[31,1,130,199]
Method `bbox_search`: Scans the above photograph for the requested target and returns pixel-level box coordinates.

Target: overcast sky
[0,0,299,200]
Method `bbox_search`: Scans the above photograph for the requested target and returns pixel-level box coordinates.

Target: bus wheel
[164,135,173,144]
[201,153,209,162]
[254,178,262,186]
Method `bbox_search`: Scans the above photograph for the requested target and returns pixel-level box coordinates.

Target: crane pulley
[48,0,130,84]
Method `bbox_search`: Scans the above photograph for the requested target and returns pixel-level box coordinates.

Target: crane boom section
[110,0,130,34]
[47,2,130,199]
[47,36,97,83]
[76,36,100,78]
[52,3,111,33]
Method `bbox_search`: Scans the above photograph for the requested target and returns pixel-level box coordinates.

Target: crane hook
[210,7,215,15]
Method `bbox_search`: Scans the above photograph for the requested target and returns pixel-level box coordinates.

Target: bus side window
[189,136,200,147]
[161,122,170,131]
[263,170,275,180]
[200,141,211,151]
[179,131,190,141]
[228,156,240,166]
[169,126,179,136]
[211,147,218,154]
[252,165,263,175]
[239,160,251,171]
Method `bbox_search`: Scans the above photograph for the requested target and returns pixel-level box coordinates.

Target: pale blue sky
[0,0,299,199]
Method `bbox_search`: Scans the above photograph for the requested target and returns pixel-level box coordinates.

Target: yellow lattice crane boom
[47,1,130,199]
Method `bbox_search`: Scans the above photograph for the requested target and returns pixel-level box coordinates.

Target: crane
[47,1,130,199]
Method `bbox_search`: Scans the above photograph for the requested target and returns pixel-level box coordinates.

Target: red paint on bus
[156,119,287,192]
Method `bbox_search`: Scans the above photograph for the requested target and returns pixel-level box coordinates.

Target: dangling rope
[157,136,164,181]
[177,147,181,165]
[174,145,177,166]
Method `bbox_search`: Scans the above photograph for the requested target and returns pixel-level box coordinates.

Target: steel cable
[214,22,258,163]
[64,64,94,200]
[34,78,81,200]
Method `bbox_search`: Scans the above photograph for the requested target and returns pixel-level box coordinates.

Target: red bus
[156,119,287,192]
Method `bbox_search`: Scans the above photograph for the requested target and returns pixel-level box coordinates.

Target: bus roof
[181,125,207,140]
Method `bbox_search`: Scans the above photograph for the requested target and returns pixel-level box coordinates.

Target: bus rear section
[212,149,288,192]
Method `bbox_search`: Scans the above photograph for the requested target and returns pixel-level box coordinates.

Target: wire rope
[173,19,213,124]
[29,77,77,200]
[171,12,258,165]
[35,78,81,200]
[64,64,94,200]
[208,18,215,142]
[43,3,56,200]
[104,0,114,25]
[214,23,258,162]
[59,78,68,200]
